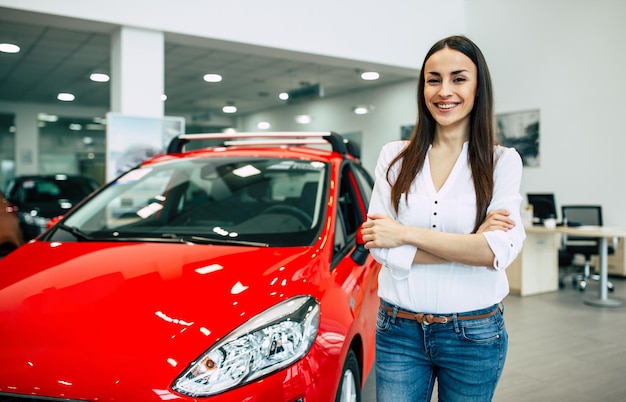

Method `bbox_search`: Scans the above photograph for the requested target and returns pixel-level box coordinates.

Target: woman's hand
[477,209,515,234]
[361,213,406,249]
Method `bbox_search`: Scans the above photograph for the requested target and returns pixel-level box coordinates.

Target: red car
[0,190,24,258]
[0,132,381,402]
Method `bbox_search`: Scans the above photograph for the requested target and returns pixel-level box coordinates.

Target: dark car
[4,174,99,240]
[0,190,24,258]
[0,132,381,402]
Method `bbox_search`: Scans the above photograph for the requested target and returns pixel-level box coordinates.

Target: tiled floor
[362,275,626,402]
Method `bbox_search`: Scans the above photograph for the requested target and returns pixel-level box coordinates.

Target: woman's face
[423,47,478,131]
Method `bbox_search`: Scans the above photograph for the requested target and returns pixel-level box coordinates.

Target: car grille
[0,394,89,402]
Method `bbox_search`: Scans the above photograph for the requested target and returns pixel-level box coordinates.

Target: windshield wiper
[158,233,267,247]
[52,228,268,247]
[188,235,268,247]
[58,223,94,241]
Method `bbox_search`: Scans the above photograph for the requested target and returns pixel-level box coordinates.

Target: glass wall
[38,115,106,185]
[0,113,16,190]
[3,115,227,190]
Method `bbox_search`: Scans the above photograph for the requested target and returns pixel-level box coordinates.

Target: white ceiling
[0,10,417,123]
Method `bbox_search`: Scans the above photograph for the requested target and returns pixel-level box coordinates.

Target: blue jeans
[375,300,507,402]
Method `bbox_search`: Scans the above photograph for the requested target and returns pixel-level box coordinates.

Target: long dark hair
[387,35,496,233]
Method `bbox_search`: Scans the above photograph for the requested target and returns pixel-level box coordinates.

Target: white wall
[466,0,626,226]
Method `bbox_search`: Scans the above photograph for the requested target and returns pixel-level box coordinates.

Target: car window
[351,163,374,210]
[334,163,371,258]
[57,157,329,247]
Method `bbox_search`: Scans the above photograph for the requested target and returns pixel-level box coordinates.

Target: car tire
[335,348,361,402]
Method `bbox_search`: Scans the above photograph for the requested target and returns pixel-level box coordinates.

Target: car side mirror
[351,226,369,265]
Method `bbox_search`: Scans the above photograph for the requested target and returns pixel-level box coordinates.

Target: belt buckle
[423,314,448,325]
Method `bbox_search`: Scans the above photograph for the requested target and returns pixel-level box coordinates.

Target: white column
[110,27,164,117]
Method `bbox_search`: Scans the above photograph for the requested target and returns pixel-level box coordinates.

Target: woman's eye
[426,78,440,84]
[454,77,467,83]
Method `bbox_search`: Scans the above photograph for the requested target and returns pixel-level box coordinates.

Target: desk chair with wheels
[560,205,614,292]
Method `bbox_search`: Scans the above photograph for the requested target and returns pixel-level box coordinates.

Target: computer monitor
[527,193,557,223]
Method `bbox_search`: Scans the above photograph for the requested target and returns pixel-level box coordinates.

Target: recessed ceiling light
[90,73,110,82]
[203,73,223,83]
[0,43,20,53]
[161,94,167,101]
[295,115,312,124]
[279,92,289,100]
[57,93,75,102]
[361,71,380,80]
[257,121,271,130]
[352,105,374,115]
[222,105,237,113]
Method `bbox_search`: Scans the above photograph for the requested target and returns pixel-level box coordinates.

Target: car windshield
[51,157,328,247]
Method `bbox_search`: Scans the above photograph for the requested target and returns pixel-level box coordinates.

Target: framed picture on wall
[400,125,414,140]
[496,109,540,167]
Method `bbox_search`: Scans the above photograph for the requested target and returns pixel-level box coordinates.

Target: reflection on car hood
[0,241,316,399]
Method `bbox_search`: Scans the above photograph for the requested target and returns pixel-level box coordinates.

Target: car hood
[0,241,319,398]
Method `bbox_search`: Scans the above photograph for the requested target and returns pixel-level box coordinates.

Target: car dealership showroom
[1,1,625,401]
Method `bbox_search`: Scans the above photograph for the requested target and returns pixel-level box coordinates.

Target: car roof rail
[167,131,350,157]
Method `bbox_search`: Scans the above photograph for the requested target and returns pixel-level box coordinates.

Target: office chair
[559,205,614,292]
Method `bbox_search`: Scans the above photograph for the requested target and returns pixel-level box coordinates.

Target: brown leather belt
[381,304,500,325]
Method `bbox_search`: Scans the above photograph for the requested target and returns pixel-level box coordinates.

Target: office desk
[558,226,626,308]
[507,226,560,296]
[507,225,625,307]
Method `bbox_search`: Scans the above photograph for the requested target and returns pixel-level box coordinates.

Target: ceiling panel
[0,14,417,119]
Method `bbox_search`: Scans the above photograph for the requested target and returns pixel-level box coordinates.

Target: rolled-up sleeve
[371,245,418,279]
[482,147,526,270]
[367,142,417,278]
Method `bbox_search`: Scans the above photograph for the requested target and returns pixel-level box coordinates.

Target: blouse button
[433,212,437,216]
[432,224,437,228]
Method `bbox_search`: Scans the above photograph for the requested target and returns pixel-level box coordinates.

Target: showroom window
[38,115,106,185]
[0,113,16,189]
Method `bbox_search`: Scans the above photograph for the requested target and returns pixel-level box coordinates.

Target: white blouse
[368,141,526,314]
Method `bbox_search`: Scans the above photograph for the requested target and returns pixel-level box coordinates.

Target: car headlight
[173,295,320,397]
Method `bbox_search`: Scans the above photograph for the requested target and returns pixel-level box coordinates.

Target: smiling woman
[363,35,525,402]
[423,47,478,131]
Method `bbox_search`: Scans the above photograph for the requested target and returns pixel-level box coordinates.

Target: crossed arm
[361,209,515,267]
